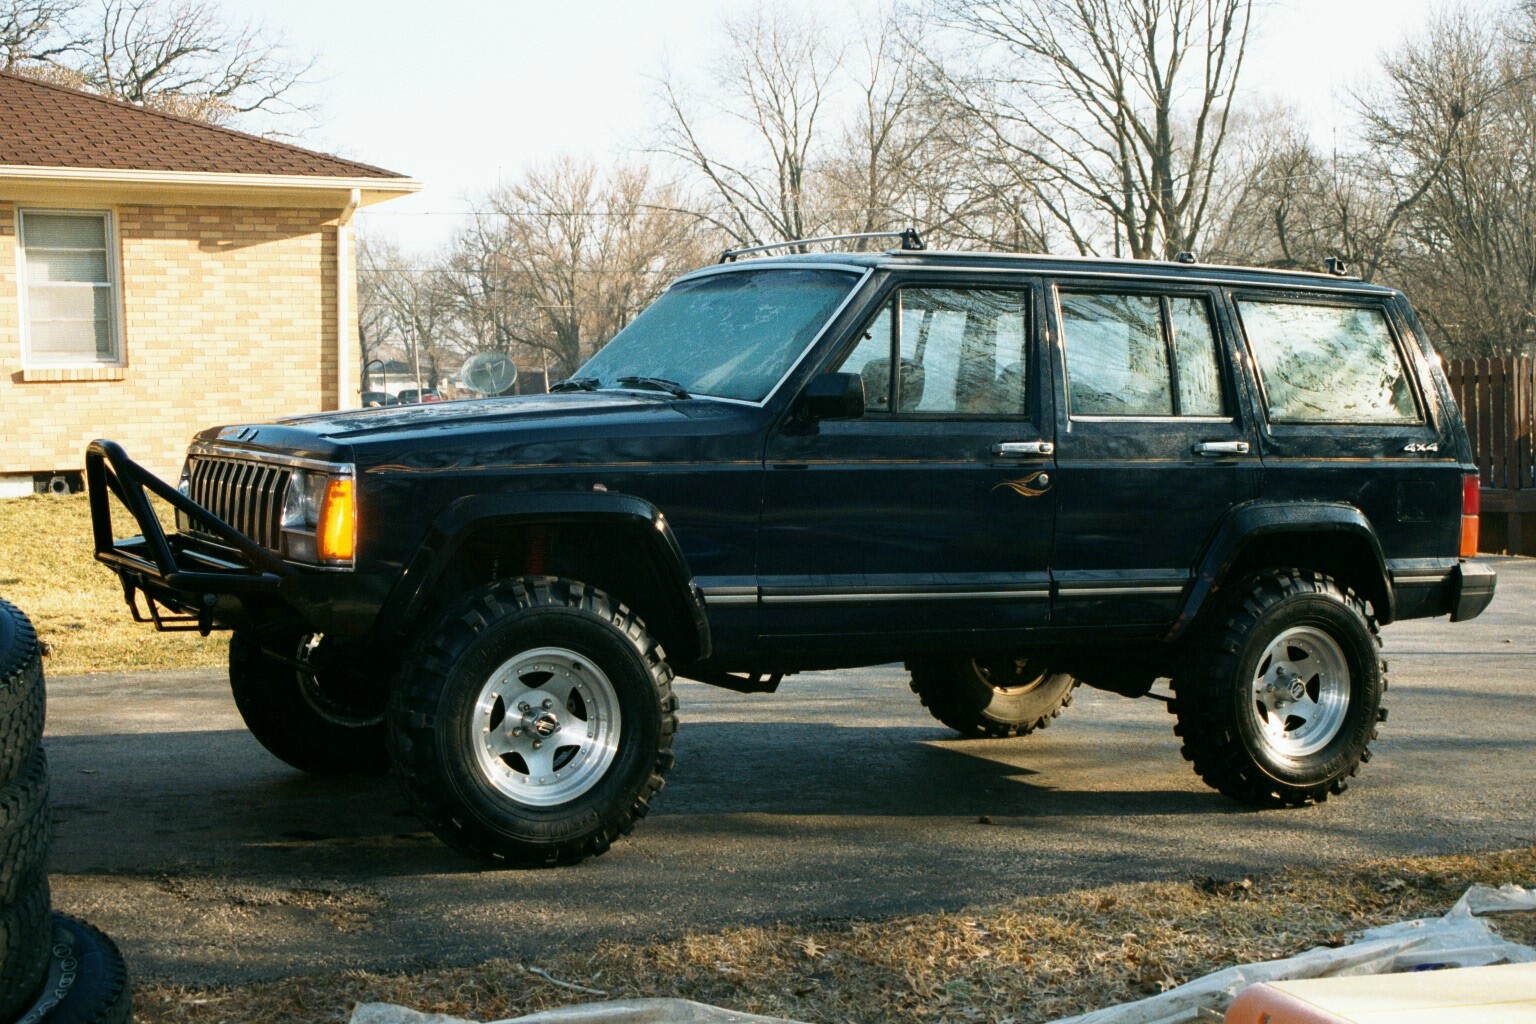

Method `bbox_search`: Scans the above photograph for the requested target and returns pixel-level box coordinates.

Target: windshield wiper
[550,376,600,392]
[615,376,691,399]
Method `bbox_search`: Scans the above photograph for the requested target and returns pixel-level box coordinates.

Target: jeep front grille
[184,456,291,551]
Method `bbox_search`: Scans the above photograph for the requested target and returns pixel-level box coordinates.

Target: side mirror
[798,372,865,420]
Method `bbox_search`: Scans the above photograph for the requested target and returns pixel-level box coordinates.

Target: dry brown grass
[133,846,1536,1024]
[0,494,226,676]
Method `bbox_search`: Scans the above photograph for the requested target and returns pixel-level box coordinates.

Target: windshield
[574,268,860,402]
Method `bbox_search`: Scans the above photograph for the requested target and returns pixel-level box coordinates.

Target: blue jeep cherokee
[88,235,1496,865]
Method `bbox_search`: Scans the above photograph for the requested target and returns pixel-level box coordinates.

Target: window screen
[20,211,118,364]
[1238,300,1417,422]
[836,287,1029,416]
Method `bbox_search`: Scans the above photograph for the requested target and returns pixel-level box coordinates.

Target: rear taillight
[1460,473,1480,558]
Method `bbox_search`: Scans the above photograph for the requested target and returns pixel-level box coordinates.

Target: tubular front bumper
[85,439,296,634]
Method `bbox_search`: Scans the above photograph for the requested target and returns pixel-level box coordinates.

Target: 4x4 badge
[1403,442,1440,453]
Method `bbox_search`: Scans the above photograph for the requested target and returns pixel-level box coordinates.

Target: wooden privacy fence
[1446,357,1536,554]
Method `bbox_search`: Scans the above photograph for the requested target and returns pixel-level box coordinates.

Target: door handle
[1193,441,1251,456]
[992,441,1054,457]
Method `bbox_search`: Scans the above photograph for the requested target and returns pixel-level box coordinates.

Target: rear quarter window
[1237,299,1418,423]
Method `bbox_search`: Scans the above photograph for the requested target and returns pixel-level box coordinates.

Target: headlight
[280,468,356,566]
[175,459,192,532]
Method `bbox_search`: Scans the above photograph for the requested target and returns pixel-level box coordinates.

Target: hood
[193,391,763,470]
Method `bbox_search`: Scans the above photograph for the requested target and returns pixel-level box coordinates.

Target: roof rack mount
[719,228,924,264]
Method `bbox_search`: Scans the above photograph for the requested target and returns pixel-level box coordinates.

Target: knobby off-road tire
[0,748,51,906]
[1172,569,1386,807]
[910,657,1078,738]
[229,630,389,776]
[0,597,47,789]
[389,577,677,866]
[0,872,51,1021]
[16,914,132,1024]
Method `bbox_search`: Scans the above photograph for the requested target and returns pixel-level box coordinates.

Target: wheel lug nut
[532,740,542,750]
[511,727,522,737]
[541,698,553,709]
[518,702,531,713]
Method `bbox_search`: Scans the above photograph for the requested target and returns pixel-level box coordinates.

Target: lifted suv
[87,235,1496,865]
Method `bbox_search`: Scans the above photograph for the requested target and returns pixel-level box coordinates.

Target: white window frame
[16,208,124,368]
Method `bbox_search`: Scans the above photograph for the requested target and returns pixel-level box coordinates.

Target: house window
[18,210,121,366]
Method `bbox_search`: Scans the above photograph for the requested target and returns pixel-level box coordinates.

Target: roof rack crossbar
[719,228,924,263]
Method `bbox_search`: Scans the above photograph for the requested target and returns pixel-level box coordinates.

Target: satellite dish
[460,352,518,395]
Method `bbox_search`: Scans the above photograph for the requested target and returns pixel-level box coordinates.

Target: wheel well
[1224,532,1391,623]
[419,520,704,662]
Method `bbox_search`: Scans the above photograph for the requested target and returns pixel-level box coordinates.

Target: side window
[834,287,1029,416]
[1237,300,1417,423]
[1060,290,1227,417]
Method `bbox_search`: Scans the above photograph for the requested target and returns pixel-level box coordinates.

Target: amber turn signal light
[1460,473,1480,559]
[318,478,356,562]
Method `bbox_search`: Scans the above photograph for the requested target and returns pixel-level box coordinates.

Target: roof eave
[0,164,420,208]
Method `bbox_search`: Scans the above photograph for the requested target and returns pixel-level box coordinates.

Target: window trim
[1054,283,1232,421]
[829,279,1036,420]
[15,207,125,369]
[1231,291,1426,428]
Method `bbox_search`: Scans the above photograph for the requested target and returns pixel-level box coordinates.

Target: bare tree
[68,0,315,125]
[926,0,1255,259]
[357,234,457,394]
[0,0,81,70]
[656,6,841,246]
[447,159,711,379]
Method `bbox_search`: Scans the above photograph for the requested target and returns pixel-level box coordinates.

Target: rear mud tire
[388,577,677,867]
[229,630,389,776]
[1171,569,1385,807]
[909,657,1077,738]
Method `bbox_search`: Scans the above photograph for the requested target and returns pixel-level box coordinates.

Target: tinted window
[836,287,1029,416]
[1060,292,1228,417]
[578,268,858,402]
[1238,300,1417,422]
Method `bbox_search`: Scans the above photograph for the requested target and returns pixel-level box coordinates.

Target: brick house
[0,71,418,493]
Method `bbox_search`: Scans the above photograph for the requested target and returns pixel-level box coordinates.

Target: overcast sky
[222,0,1462,255]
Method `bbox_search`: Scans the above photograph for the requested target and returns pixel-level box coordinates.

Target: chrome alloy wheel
[473,646,623,807]
[1248,625,1350,759]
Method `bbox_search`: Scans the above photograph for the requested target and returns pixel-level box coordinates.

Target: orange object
[318,477,356,562]
[1225,962,1536,1023]
[1460,473,1480,559]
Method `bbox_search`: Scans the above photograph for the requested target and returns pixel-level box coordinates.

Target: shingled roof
[0,70,405,179]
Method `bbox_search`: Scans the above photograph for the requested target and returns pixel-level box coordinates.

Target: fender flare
[375,491,710,661]
[1165,501,1392,642]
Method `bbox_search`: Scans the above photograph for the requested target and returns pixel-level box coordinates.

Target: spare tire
[0,598,47,789]
[0,871,52,1021]
[13,914,132,1024]
[0,748,50,905]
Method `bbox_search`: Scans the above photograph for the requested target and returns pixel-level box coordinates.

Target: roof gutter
[0,164,420,206]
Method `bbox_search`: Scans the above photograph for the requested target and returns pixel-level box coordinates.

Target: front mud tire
[388,577,677,867]
[229,630,389,776]
[1171,569,1386,806]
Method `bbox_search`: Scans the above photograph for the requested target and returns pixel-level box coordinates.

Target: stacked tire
[0,598,130,1024]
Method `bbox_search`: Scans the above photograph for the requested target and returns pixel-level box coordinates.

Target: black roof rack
[719,228,924,263]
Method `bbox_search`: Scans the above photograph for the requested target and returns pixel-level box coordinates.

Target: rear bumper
[1450,559,1497,622]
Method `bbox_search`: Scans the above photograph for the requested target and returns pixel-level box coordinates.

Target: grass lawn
[0,493,226,676]
[134,846,1536,1024]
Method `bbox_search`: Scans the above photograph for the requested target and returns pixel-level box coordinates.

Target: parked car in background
[397,388,442,404]
[360,392,398,408]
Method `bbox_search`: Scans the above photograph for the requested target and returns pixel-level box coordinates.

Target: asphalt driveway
[43,557,1536,984]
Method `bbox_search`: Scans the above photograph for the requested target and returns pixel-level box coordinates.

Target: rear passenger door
[1231,292,1463,578]
[1048,283,1261,630]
